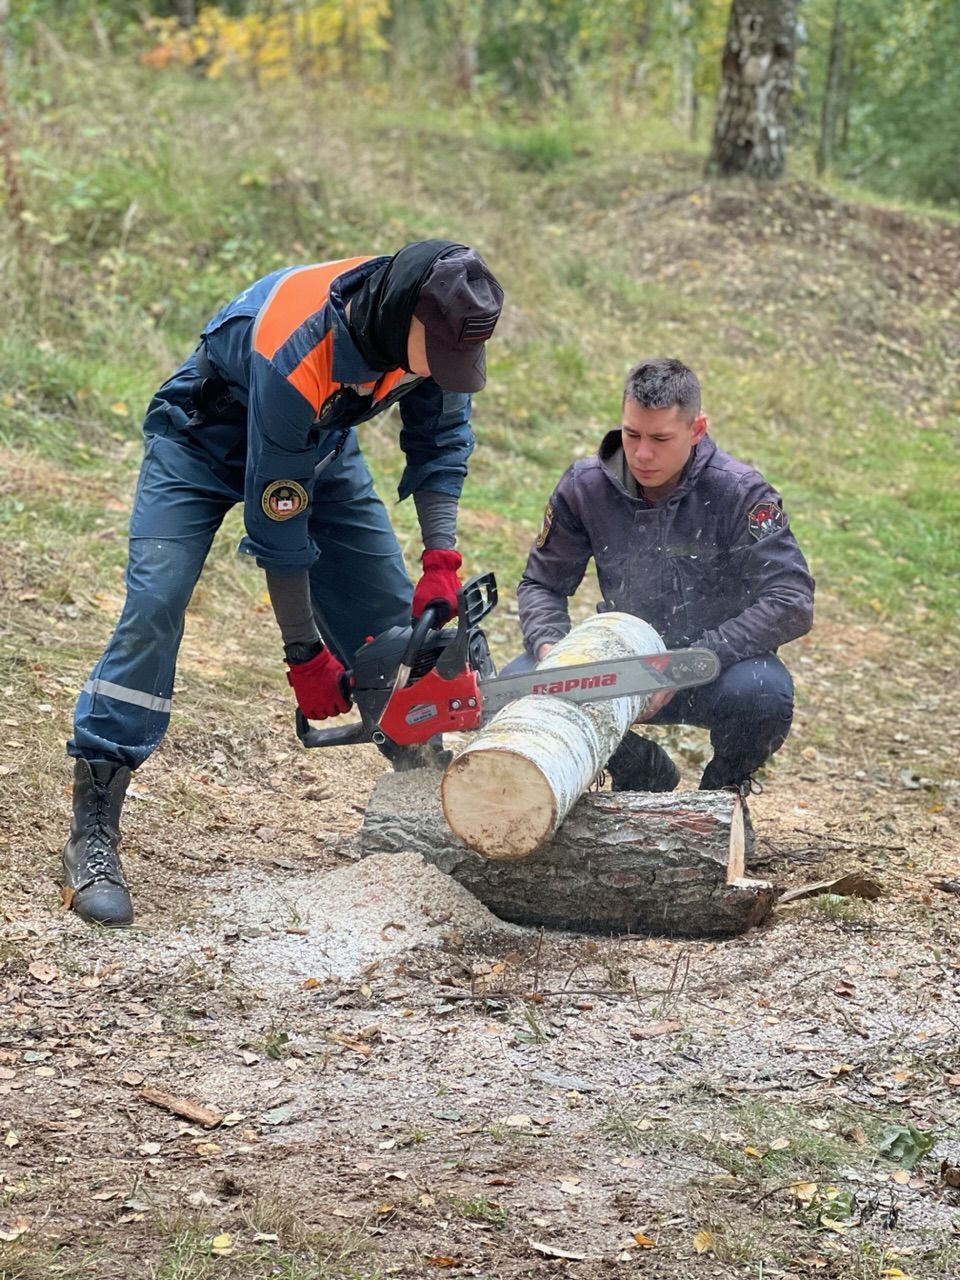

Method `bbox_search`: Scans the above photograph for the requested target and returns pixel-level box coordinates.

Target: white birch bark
[440,613,666,860]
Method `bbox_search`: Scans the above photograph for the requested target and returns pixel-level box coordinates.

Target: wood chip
[779,872,883,903]
[630,1019,681,1040]
[138,1087,223,1129]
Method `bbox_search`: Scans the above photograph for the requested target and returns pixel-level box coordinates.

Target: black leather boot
[699,758,762,795]
[62,759,134,926]
[608,732,681,793]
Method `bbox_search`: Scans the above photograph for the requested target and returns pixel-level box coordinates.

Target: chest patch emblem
[748,500,786,540]
[536,502,554,549]
[262,480,309,522]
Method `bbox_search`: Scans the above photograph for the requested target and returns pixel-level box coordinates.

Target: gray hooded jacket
[517,431,814,668]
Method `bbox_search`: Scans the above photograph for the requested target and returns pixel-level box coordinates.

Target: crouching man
[513,357,814,793]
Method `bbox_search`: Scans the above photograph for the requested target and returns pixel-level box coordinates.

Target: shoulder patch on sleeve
[536,501,554,549]
[262,480,309,522]
[748,500,787,541]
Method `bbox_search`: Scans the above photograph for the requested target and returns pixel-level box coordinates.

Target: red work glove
[286,646,352,720]
[412,548,462,625]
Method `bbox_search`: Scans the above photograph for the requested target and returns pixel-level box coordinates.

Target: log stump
[361,770,776,938]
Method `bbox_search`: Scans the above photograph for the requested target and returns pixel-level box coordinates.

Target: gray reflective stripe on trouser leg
[84,679,172,713]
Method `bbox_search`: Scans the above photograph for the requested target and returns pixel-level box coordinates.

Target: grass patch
[442,1195,507,1227]
[0,1243,100,1278]
[150,1207,376,1280]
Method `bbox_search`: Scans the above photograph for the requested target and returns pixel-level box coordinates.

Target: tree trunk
[705,0,800,179]
[361,772,775,938]
[0,4,28,254]
[816,0,845,177]
[672,0,696,136]
[441,613,666,860]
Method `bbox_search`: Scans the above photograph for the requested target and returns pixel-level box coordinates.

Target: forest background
[1,3,959,1279]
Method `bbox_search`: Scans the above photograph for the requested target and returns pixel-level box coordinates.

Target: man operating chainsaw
[62,240,503,926]
[513,357,814,794]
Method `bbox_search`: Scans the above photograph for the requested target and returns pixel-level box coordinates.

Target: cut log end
[441,749,557,860]
[727,796,746,882]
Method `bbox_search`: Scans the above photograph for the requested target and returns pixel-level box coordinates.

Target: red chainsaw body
[377,666,483,745]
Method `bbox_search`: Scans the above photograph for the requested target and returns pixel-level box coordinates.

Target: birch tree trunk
[705,0,800,179]
[441,613,666,860]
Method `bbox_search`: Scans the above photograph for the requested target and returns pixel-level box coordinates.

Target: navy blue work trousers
[69,364,411,770]
[500,650,794,787]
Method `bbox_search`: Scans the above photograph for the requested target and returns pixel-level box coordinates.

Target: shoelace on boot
[79,798,126,888]
[735,776,764,797]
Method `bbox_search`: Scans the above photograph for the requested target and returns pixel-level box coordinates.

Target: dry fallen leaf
[426,1259,464,1269]
[504,1113,534,1129]
[819,1216,848,1234]
[633,1232,655,1248]
[27,960,58,985]
[692,1229,713,1254]
[791,1181,819,1204]
[0,1217,30,1243]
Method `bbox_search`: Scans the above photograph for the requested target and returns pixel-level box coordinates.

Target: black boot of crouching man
[607,731,681,793]
[698,757,763,796]
[62,759,134,926]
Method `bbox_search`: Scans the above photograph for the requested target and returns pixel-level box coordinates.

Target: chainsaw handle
[401,605,439,669]
[295,708,367,749]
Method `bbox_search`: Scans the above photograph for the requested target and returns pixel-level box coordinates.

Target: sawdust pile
[212,850,523,989]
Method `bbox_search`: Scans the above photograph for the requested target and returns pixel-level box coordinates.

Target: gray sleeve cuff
[413,489,458,550]
[264,569,320,647]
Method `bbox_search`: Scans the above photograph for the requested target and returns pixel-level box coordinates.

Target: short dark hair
[623,358,701,422]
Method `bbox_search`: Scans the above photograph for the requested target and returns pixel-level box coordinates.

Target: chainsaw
[296,572,720,755]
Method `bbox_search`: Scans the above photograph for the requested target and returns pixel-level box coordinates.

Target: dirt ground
[1,167,959,1279]
[1,599,959,1279]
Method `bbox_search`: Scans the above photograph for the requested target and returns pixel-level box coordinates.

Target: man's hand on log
[634,688,676,722]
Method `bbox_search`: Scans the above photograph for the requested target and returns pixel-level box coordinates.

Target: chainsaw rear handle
[295,708,368,749]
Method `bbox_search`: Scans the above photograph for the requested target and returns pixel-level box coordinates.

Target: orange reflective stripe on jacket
[252,256,373,415]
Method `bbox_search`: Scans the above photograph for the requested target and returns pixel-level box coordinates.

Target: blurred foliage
[4,2,957,205]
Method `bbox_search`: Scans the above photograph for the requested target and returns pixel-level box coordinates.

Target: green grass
[1,49,958,736]
[147,1205,378,1280]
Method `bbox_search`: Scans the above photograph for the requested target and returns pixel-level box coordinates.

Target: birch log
[440,613,666,860]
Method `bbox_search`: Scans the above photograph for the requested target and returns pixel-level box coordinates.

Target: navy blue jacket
[518,431,814,667]
[150,256,473,573]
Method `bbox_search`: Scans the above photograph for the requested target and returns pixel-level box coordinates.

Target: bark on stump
[361,772,776,938]
[441,612,666,860]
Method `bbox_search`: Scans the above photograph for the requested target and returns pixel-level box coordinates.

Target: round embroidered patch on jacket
[748,500,786,540]
[262,480,309,522]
